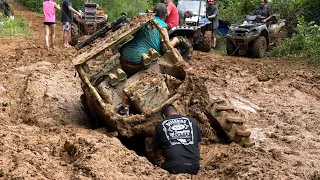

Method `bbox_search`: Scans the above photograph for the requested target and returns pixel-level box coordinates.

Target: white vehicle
[169,0,213,52]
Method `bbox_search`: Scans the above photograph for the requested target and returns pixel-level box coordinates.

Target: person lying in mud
[119,3,181,77]
[153,104,202,175]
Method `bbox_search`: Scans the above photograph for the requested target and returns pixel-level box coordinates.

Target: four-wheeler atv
[225,14,286,58]
[70,2,108,46]
[73,14,254,164]
[168,0,213,52]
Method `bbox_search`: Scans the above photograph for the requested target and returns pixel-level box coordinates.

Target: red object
[165,1,179,28]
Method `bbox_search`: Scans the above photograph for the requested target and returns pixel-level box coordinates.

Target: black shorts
[165,163,200,175]
[44,22,55,26]
[211,29,217,36]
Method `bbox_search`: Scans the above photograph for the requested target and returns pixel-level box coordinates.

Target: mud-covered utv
[73,14,254,164]
[70,2,108,46]
[168,0,213,52]
[226,14,286,58]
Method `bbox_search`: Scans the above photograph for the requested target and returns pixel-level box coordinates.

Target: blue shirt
[61,0,72,22]
[120,17,167,63]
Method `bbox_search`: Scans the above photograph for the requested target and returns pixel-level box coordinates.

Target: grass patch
[213,35,227,54]
[272,17,320,63]
[0,15,29,37]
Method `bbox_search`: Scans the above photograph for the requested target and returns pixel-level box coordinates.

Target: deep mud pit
[1,4,320,180]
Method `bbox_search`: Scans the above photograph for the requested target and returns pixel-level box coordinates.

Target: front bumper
[226,34,259,50]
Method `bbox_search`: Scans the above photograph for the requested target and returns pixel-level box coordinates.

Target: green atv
[226,14,286,58]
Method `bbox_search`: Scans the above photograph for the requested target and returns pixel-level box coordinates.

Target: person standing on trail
[61,0,81,47]
[164,0,179,29]
[43,0,60,50]
[153,104,202,175]
[206,0,219,48]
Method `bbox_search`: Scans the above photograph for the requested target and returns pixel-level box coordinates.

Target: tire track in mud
[191,51,320,179]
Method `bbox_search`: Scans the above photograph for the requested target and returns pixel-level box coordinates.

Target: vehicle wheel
[253,36,267,58]
[226,39,239,56]
[175,36,193,61]
[202,31,212,52]
[204,101,255,147]
[70,23,79,46]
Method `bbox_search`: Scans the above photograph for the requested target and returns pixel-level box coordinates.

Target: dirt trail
[1,4,320,180]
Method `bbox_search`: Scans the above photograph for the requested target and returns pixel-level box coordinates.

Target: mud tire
[253,36,267,58]
[175,36,193,61]
[226,39,239,56]
[202,31,212,52]
[205,101,255,147]
[70,23,80,46]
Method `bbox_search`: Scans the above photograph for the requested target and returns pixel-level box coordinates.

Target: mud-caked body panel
[74,14,254,163]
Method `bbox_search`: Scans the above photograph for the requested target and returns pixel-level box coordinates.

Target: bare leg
[66,30,71,46]
[50,24,56,49]
[212,33,216,48]
[44,25,50,49]
[170,37,180,47]
[63,30,68,47]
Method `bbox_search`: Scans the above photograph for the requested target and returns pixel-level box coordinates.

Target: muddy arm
[150,19,184,64]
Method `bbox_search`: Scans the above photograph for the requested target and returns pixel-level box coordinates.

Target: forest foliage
[6,0,320,61]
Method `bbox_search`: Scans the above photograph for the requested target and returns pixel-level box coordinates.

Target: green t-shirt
[120,16,167,63]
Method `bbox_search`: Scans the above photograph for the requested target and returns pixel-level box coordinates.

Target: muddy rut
[0,4,319,180]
